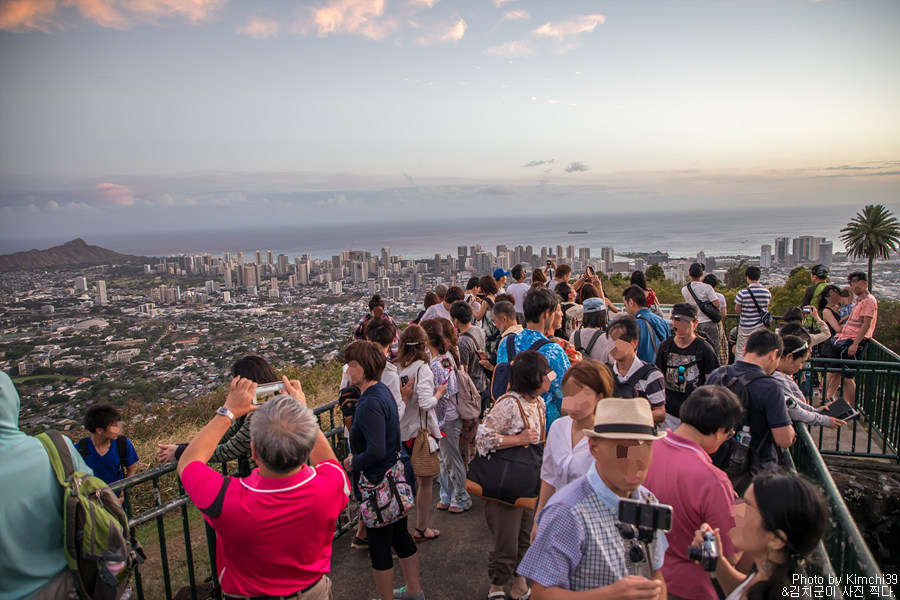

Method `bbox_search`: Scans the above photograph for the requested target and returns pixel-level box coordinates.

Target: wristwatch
[215,406,235,423]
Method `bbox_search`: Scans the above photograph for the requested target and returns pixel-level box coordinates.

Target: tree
[724,261,748,289]
[840,204,900,292]
[645,263,665,281]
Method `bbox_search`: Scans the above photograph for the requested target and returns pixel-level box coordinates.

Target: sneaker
[393,587,425,600]
[350,536,369,550]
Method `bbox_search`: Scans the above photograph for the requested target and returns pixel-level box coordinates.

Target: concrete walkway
[330,482,505,600]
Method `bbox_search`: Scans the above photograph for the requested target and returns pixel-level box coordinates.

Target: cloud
[523,159,555,167]
[408,0,439,6]
[0,0,224,32]
[318,193,349,207]
[416,16,465,45]
[94,182,135,205]
[493,0,515,5]
[483,39,532,58]
[501,9,529,22]
[533,14,605,40]
[401,171,414,184]
[237,17,280,39]
[565,162,590,173]
[294,0,395,41]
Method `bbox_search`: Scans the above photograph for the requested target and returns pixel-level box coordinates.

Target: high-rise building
[760,244,772,269]
[696,251,706,266]
[578,247,591,261]
[222,291,231,303]
[277,254,289,274]
[255,250,262,265]
[474,252,492,274]
[297,262,309,285]
[775,238,789,265]
[601,247,615,272]
[266,250,274,265]
[270,277,278,293]
[74,276,88,291]
[634,258,644,272]
[381,247,390,267]
[818,242,833,269]
[566,245,575,260]
[223,266,233,289]
[97,280,108,305]
[457,246,468,269]
[351,261,366,283]
[525,245,534,264]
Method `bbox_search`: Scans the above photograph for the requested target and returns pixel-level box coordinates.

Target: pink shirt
[643,432,737,600]
[181,459,349,596]
[838,292,877,341]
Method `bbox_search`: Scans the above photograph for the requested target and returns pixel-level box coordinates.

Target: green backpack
[37,430,144,600]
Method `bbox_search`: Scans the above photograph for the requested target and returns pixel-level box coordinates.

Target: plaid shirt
[518,466,667,591]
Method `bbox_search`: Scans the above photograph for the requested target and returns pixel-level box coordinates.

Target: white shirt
[569,328,615,363]
[540,415,593,490]
[398,361,442,441]
[682,281,719,324]
[506,282,531,313]
[421,302,452,322]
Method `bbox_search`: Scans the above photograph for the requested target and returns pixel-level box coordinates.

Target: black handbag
[465,395,545,509]
[687,282,722,323]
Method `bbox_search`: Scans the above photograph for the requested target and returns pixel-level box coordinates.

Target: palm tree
[840,204,900,292]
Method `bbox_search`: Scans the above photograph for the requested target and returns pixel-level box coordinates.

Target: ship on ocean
[568,230,588,234]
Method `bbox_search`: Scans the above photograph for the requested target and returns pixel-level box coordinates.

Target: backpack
[77,435,129,480]
[38,430,144,600]
[490,334,553,402]
[452,356,483,420]
[574,329,604,355]
[708,368,773,483]
[612,363,659,399]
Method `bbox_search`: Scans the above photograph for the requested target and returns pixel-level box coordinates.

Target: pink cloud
[417,16,465,45]
[0,0,224,32]
[533,14,605,40]
[296,0,393,41]
[237,16,279,39]
[94,182,135,205]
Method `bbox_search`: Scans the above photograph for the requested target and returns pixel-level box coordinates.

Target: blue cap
[493,268,511,279]
[582,297,606,313]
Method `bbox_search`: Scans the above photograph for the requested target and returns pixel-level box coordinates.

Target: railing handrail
[788,424,888,588]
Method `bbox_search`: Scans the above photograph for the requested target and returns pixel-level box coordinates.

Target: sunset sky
[1,0,898,248]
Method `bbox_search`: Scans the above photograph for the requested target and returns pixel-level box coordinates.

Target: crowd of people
[0,261,879,600]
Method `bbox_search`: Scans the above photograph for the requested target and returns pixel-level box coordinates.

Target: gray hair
[249,395,318,473]
[434,284,448,299]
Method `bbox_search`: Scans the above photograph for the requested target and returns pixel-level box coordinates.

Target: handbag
[410,411,440,478]
[465,394,545,509]
[358,455,415,528]
[687,282,722,323]
[746,287,772,328]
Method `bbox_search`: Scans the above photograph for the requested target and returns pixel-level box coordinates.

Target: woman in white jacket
[396,324,447,541]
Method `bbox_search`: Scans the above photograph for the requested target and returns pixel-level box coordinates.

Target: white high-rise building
[97,280,108,305]
[760,245,772,269]
[75,277,88,291]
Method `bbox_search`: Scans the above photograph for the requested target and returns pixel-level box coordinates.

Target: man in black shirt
[656,303,719,430]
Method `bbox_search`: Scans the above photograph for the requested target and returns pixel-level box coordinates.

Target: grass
[12,374,78,385]
[119,360,345,599]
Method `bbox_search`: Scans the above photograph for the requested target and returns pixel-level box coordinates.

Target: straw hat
[583,397,667,441]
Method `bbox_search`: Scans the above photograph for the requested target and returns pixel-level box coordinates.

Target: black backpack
[490,334,553,402]
[573,329,604,355]
[612,363,660,399]
[708,367,773,485]
[77,436,129,480]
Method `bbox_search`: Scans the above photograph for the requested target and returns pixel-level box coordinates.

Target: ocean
[7,205,873,261]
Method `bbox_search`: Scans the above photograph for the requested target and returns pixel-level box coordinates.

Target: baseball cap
[493,268,511,279]
[582,297,606,314]
[670,302,698,321]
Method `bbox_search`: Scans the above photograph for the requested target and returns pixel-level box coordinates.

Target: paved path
[330,481,502,600]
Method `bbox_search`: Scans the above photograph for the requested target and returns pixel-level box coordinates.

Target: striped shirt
[734,284,772,328]
[610,357,666,407]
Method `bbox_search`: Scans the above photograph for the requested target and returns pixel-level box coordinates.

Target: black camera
[400,375,410,386]
[688,531,719,572]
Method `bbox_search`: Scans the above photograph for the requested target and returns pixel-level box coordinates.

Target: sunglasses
[790,342,810,356]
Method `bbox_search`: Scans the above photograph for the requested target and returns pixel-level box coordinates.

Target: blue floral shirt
[496,328,570,431]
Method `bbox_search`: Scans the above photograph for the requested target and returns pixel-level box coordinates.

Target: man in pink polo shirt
[178,376,349,600]
[643,386,744,600]
[830,271,879,407]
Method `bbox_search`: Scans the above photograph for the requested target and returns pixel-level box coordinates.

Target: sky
[1,0,899,251]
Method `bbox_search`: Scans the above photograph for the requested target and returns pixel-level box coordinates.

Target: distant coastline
[0,205,870,261]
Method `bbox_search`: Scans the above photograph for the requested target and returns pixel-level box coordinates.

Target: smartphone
[802,307,811,314]
[547,260,552,266]
[586,266,594,276]
[400,375,410,386]
[253,381,285,404]
[618,498,673,532]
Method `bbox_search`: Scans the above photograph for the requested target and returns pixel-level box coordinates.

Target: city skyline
[1,0,898,241]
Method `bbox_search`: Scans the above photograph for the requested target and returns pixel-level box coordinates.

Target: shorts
[832,338,870,379]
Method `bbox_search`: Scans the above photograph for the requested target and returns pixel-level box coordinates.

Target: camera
[802,306,811,314]
[400,375,410,386]
[547,260,552,266]
[253,382,285,404]
[688,531,719,572]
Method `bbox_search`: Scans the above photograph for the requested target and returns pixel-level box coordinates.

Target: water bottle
[731,426,752,466]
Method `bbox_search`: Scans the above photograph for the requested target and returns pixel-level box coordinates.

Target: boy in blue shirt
[78,404,139,486]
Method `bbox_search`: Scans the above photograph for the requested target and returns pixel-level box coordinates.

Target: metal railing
[110,400,353,600]
[782,425,895,600]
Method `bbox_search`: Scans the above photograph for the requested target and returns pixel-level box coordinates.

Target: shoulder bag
[464,394,545,509]
[358,453,415,528]
[410,410,440,478]
[687,282,722,323]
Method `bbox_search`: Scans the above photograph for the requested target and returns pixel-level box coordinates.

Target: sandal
[414,527,441,541]
[511,588,531,600]
[447,505,467,513]
[436,502,450,510]
[487,592,507,600]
